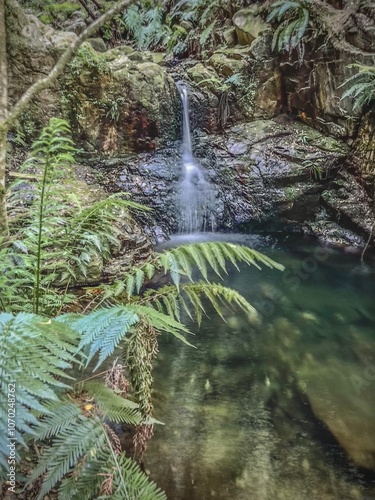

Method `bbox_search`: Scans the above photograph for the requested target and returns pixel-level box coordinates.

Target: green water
[145,234,375,500]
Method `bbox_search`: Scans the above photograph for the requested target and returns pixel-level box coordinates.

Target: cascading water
[177,85,215,233]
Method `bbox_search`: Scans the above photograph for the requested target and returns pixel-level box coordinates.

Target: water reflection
[146,235,375,499]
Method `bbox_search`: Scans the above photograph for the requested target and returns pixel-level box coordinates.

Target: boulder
[5,2,78,138]
[232,7,270,46]
[222,26,237,47]
[298,357,375,469]
[250,32,273,61]
[6,1,77,102]
[213,46,253,60]
[187,63,219,93]
[207,51,247,77]
[60,44,180,153]
[321,171,374,244]
[253,74,279,119]
[87,37,107,53]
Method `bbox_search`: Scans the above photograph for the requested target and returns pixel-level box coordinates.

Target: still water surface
[145,234,375,500]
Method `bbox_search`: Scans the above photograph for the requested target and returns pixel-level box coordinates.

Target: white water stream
[177,85,215,233]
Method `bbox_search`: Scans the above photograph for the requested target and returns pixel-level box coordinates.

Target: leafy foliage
[267,0,312,63]
[339,64,375,110]
[0,118,147,315]
[104,241,284,300]
[122,3,169,50]
[99,0,243,55]
[0,312,80,473]
[169,0,238,55]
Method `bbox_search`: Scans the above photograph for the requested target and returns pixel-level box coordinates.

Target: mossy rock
[39,13,53,24]
[87,37,107,53]
[61,47,180,153]
[208,52,246,77]
[213,46,253,60]
[187,63,219,93]
[47,2,80,17]
[223,26,237,47]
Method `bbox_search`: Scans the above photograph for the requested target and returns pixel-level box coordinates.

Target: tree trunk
[0,0,9,236]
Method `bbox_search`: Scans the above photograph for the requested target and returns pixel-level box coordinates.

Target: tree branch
[91,0,103,10]
[2,0,134,131]
[77,0,97,21]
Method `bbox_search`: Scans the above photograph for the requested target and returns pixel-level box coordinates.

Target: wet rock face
[279,5,375,139]
[90,117,358,241]
[321,171,374,244]
[352,110,375,181]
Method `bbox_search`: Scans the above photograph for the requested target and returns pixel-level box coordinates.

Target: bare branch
[78,0,97,21]
[2,0,134,131]
[91,0,103,10]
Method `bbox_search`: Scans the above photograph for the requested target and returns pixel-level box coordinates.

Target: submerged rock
[298,358,375,470]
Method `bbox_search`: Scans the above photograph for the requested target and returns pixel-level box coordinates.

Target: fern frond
[127,304,194,347]
[199,20,216,48]
[0,312,80,471]
[97,452,167,500]
[30,414,105,500]
[143,281,258,326]
[82,381,143,425]
[33,400,82,439]
[339,64,375,110]
[158,242,283,283]
[59,306,140,369]
[268,0,311,55]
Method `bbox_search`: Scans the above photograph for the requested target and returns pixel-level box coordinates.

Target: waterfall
[177,85,215,234]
